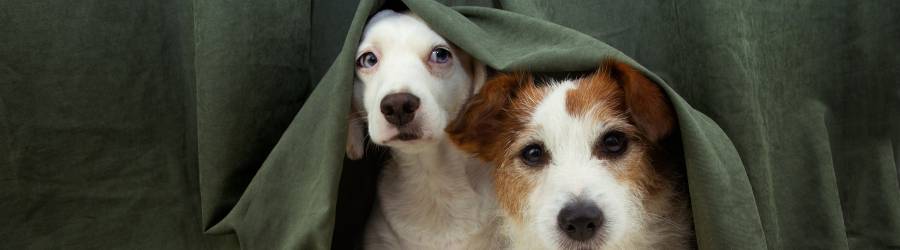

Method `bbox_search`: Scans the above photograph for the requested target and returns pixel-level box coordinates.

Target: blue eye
[357,52,377,68]
[429,47,452,64]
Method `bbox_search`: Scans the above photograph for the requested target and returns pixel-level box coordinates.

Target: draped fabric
[2,0,897,249]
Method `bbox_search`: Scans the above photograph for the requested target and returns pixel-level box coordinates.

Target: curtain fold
[1,0,897,249]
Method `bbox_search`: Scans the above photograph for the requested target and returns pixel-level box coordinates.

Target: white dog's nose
[380,93,420,126]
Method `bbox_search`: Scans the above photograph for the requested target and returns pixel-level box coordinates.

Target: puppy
[447,59,692,249]
[345,10,503,249]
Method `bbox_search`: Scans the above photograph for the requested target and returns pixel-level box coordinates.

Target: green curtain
[2,0,897,249]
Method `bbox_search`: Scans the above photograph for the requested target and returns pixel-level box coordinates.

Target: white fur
[347,10,503,250]
[505,81,685,250]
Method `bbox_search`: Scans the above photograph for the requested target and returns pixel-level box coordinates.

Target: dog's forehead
[530,81,578,127]
[528,81,607,151]
[359,12,447,53]
[522,78,630,155]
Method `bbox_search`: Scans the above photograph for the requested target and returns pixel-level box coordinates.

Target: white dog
[345,10,504,250]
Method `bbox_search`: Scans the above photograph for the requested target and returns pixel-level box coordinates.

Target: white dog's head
[345,10,485,159]
[448,60,686,249]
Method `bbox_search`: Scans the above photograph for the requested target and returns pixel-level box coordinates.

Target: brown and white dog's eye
[520,143,548,167]
[598,131,628,156]
[429,47,452,64]
[357,52,378,68]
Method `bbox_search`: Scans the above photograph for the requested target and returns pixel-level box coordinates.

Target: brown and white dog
[447,59,692,249]
[345,10,504,249]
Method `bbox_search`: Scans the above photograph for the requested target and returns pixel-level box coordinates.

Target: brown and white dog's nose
[380,93,420,126]
[557,200,605,242]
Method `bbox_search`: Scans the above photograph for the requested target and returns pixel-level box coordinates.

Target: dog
[446,59,692,249]
[344,10,504,249]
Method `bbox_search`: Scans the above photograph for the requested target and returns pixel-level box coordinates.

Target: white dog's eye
[429,47,452,64]
[357,52,378,68]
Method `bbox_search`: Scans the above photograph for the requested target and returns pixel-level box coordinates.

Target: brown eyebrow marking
[565,70,626,124]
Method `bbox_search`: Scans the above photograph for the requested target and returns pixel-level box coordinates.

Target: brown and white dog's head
[345,10,485,159]
[447,59,688,249]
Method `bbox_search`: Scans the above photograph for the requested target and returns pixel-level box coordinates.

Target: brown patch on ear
[601,59,676,142]
[446,72,532,161]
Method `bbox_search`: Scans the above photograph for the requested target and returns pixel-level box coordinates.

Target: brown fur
[447,73,549,220]
[602,59,676,142]
[563,61,677,200]
[448,59,688,247]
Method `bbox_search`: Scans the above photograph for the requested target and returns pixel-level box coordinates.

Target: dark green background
[1,0,897,249]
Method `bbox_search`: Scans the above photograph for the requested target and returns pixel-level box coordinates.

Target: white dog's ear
[470,60,488,95]
[345,90,366,160]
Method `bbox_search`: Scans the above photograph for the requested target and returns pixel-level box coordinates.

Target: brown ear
[602,59,676,142]
[446,72,531,159]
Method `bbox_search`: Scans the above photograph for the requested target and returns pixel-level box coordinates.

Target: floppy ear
[345,86,366,160]
[447,72,530,158]
[603,59,676,142]
[470,60,488,95]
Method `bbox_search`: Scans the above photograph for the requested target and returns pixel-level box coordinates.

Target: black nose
[557,200,605,242]
[380,93,420,126]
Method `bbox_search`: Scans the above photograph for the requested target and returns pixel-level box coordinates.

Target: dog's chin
[547,228,608,250]
[372,126,440,151]
[387,129,437,143]
[554,238,606,250]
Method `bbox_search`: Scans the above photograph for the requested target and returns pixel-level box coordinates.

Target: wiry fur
[447,59,692,249]
[346,10,504,249]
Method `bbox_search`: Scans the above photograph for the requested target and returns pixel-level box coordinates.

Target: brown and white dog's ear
[345,89,366,160]
[447,72,531,159]
[602,59,676,142]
